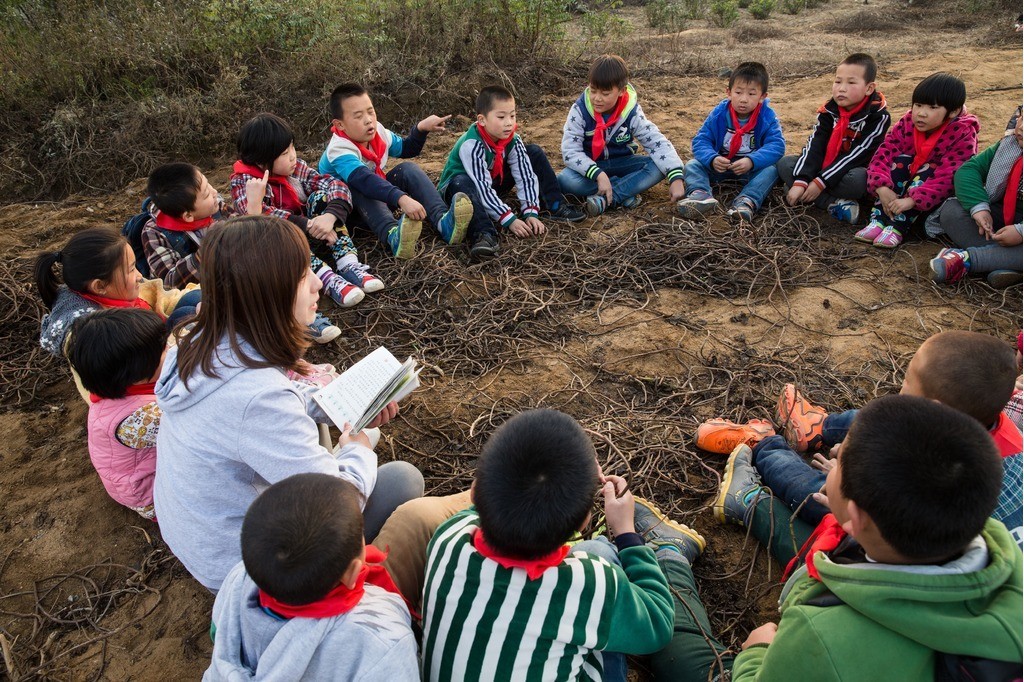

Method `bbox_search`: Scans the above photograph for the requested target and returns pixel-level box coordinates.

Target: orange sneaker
[695,418,775,454]
[775,384,827,452]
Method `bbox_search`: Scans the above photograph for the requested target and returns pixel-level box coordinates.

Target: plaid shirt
[994,391,1023,550]
[230,158,352,220]
[141,198,233,289]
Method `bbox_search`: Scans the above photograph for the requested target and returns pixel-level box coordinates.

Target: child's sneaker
[676,195,719,220]
[854,221,884,243]
[469,232,500,260]
[585,195,608,217]
[307,312,342,344]
[695,418,775,454]
[987,269,1023,289]
[727,198,755,223]
[713,444,767,526]
[873,225,903,249]
[930,248,969,284]
[339,261,385,293]
[437,192,472,245]
[387,215,423,259]
[775,384,826,453]
[633,498,706,564]
[827,198,860,224]
[619,195,643,210]
[321,271,365,308]
[544,200,587,222]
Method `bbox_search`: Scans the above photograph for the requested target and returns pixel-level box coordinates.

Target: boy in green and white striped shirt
[420,409,712,681]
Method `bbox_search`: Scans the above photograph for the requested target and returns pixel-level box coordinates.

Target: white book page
[314,347,402,429]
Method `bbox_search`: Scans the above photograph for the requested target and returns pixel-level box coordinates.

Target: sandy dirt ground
[0,0,1020,678]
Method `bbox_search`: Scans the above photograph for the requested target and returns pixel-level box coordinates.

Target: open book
[313,347,421,433]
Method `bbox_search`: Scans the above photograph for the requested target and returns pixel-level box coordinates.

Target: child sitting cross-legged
[421,408,702,682]
[778,53,891,224]
[231,113,380,317]
[66,308,168,520]
[724,396,1023,679]
[205,473,419,680]
[437,86,586,260]
[859,72,979,249]
[677,61,785,223]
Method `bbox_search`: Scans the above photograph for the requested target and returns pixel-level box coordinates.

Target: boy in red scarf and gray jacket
[778,53,891,226]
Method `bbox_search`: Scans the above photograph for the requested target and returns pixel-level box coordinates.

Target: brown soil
[0,1,1020,678]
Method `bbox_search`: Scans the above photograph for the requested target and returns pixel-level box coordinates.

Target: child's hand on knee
[993,225,1023,247]
[601,475,635,536]
[972,210,993,238]
[307,215,338,245]
[728,157,754,175]
[711,156,731,173]
[888,197,916,216]
[398,195,427,220]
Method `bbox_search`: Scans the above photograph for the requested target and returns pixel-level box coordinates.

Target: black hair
[588,54,630,91]
[841,395,1001,561]
[236,113,295,170]
[915,331,1017,426]
[67,308,168,399]
[34,227,128,309]
[147,163,202,218]
[476,86,515,115]
[840,53,878,83]
[729,61,770,93]
[242,473,364,605]
[474,409,599,558]
[329,82,369,121]
[912,72,966,114]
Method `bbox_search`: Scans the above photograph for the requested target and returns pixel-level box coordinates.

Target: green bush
[645,0,688,30]
[709,0,740,26]
[737,0,752,7]
[748,0,775,18]
[782,0,804,13]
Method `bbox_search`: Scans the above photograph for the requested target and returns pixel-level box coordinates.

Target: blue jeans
[752,435,829,526]
[166,289,202,329]
[822,409,856,447]
[362,461,425,542]
[557,154,664,206]
[682,158,779,210]
[350,162,449,246]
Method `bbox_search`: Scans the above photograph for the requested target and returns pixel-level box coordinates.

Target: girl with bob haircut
[153,215,424,592]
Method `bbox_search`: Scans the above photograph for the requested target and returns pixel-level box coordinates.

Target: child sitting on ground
[421,408,691,681]
[437,86,585,259]
[205,473,418,680]
[932,106,1022,289]
[860,72,979,248]
[231,112,379,312]
[558,54,686,217]
[728,396,1022,679]
[318,83,473,259]
[143,163,232,290]
[66,308,167,520]
[678,61,785,223]
[778,53,891,225]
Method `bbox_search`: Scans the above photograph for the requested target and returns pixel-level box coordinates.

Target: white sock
[337,254,358,269]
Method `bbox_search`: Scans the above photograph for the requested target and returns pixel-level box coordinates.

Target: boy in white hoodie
[205,473,419,681]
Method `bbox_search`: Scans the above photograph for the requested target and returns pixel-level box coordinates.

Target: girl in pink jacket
[67,308,168,520]
[860,73,979,249]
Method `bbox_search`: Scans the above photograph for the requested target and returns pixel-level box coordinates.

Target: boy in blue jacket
[678,62,785,222]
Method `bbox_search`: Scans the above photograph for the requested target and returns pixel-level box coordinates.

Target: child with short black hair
[438,86,585,260]
[778,53,891,224]
[319,83,473,260]
[559,54,686,217]
[678,61,785,222]
[861,72,979,248]
[231,112,381,311]
[67,308,168,519]
[205,473,418,680]
[143,162,232,289]
[421,408,710,681]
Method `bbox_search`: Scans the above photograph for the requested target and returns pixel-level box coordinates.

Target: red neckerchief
[727,102,762,160]
[332,125,387,179]
[475,122,517,182]
[77,291,154,313]
[821,95,872,169]
[154,211,212,232]
[258,546,414,619]
[991,412,1023,458]
[1003,157,1022,227]
[232,161,303,214]
[909,118,950,178]
[590,92,630,161]
[782,513,848,582]
[472,529,570,580]
[89,382,157,404]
